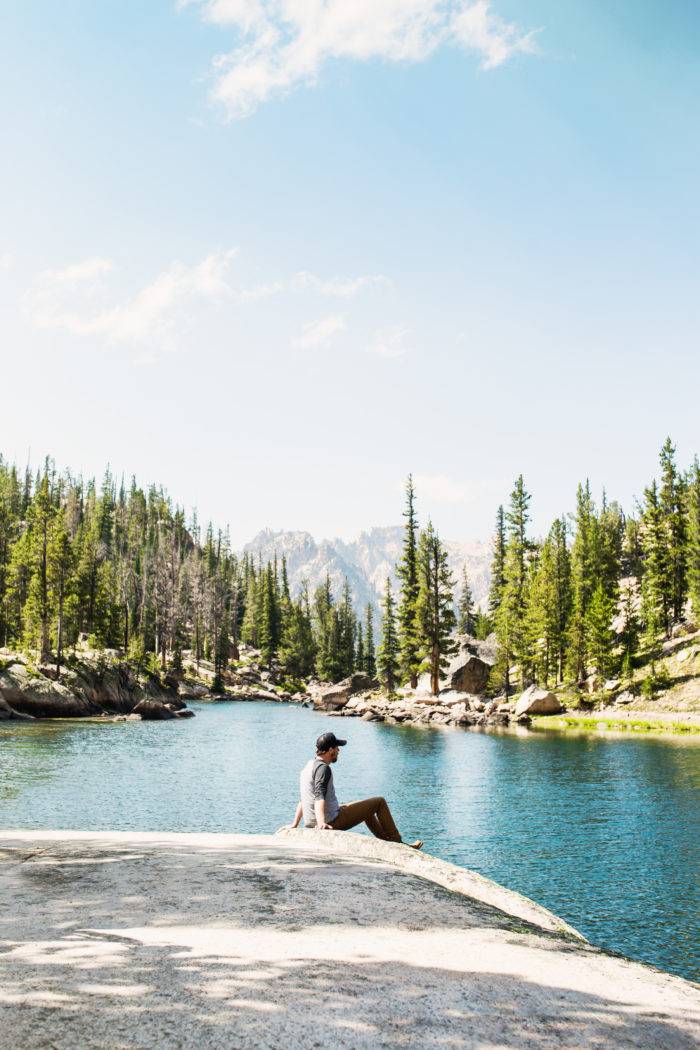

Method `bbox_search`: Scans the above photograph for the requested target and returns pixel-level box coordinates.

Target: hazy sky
[1,1,698,545]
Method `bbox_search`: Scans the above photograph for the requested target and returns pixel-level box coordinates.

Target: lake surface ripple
[1,701,698,981]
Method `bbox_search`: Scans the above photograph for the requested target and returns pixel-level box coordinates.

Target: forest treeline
[0,457,378,689]
[483,438,700,697]
[1,437,699,697]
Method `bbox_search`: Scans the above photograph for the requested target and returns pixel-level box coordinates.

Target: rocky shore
[210,636,565,732]
[1,829,698,1049]
[5,626,700,734]
[0,649,194,723]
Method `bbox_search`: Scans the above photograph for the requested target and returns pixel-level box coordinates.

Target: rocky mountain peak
[242,526,491,617]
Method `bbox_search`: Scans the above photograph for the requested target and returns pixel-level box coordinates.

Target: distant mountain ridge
[242,526,491,616]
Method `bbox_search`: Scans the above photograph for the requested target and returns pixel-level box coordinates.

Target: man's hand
[279,802,303,835]
[318,823,333,830]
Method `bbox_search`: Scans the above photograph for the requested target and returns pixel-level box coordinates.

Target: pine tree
[22,476,56,661]
[618,579,640,685]
[488,505,506,615]
[457,564,475,636]
[640,480,671,637]
[364,603,376,677]
[549,517,571,682]
[260,564,281,663]
[355,621,365,673]
[397,475,420,688]
[377,577,400,694]
[0,463,21,646]
[622,516,644,579]
[416,522,457,695]
[597,494,624,601]
[473,610,493,640]
[337,578,356,679]
[241,568,261,648]
[47,510,76,678]
[659,437,688,623]
[524,523,571,688]
[640,569,665,697]
[279,583,316,680]
[495,477,531,693]
[687,458,700,621]
[567,482,596,682]
[313,575,343,682]
[585,581,617,682]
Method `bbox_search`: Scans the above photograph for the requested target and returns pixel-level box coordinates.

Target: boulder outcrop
[133,699,177,720]
[416,638,494,695]
[0,653,194,722]
[0,693,34,721]
[314,672,377,710]
[514,685,563,716]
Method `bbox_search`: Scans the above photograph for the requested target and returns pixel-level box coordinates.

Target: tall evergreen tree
[659,437,688,623]
[355,621,365,674]
[416,522,457,695]
[488,505,506,615]
[396,475,420,688]
[640,479,671,637]
[585,581,617,682]
[260,564,281,663]
[567,482,596,682]
[495,477,532,693]
[524,519,571,687]
[687,458,700,621]
[313,574,343,682]
[279,586,316,680]
[364,603,376,677]
[337,578,356,679]
[47,510,76,679]
[22,476,56,661]
[377,577,400,694]
[618,579,640,685]
[457,564,475,636]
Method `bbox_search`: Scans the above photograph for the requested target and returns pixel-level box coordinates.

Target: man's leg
[331,797,401,842]
[374,797,402,842]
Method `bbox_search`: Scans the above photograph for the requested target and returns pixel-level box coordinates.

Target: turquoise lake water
[1,701,698,982]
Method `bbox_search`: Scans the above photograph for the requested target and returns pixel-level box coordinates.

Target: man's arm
[277,800,303,833]
[314,798,333,830]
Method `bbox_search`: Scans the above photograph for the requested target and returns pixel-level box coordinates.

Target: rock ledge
[1,830,698,1049]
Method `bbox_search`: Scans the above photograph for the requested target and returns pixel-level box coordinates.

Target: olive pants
[330,796,402,842]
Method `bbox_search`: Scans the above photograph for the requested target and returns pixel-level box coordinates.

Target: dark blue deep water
[1,702,698,982]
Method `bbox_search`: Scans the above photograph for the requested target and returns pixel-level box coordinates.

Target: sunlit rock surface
[1,830,698,1049]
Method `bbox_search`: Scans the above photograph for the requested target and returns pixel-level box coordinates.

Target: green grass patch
[531,715,700,735]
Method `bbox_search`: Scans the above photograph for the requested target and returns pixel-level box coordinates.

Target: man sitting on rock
[286,732,423,849]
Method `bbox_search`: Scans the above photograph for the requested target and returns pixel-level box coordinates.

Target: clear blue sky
[1,1,698,545]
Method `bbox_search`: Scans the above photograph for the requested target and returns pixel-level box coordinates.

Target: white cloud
[0,252,15,273]
[294,270,391,297]
[238,279,286,301]
[24,251,391,352]
[451,1,538,69]
[184,0,538,119]
[293,314,346,349]
[412,473,510,505]
[25,250,239,346]
[414,474,471,504]
[237,270,390,300]
[368,325,409,359]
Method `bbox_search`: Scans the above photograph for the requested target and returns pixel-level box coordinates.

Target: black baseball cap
[316,732,347,752]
